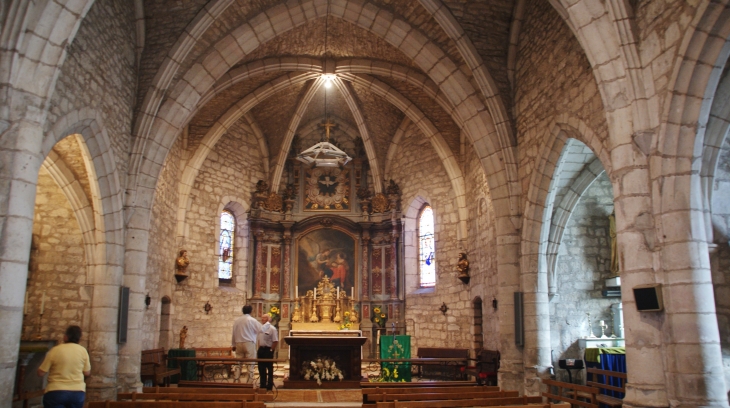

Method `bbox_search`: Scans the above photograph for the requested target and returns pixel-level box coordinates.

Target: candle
[40,291,45,315]
[600,320,605,325]
[351,287,354,299]
[337,287,340,299]
[314,288,317,300]
[295,286,299,299]
[24,292,28,314]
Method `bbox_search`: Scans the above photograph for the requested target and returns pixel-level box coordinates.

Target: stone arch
[384,117,411,180]
[39,109,125,399]
[653,2,730,405]
[175,72,317,241]
[129,0,517,231]
[519,117,611,394]
[340,73,468,240]
[41,149,97,283]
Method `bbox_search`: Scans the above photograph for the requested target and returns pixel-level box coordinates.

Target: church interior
[2,0,730,407]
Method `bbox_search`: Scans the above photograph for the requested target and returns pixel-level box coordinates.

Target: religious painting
[297,228,356,294]
[371,248,383,294]
[270,246,281,293]
[303,167,350,211]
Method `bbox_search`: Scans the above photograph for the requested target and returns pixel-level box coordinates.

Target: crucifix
[319,118,337,141]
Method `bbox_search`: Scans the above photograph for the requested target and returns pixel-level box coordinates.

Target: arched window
[419,206,435,287]
[219,210,235,283]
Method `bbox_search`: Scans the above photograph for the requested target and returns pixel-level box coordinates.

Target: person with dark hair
[37,325,91,408]
[232,305,261,382]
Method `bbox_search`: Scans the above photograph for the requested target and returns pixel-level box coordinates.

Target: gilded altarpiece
[371,248,383,295]
[303,167,350,211]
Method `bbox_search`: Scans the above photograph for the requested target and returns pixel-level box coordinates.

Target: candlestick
[314,288,317,300]
[40,291,45,315]
[295,286,299,299]
[351,287,354,299]
[337,287,340,299]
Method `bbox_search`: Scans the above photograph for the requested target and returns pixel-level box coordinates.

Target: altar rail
[362,358,469,382]
[169,357,286,383]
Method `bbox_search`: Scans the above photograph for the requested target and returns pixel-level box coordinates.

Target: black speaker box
[514,292,524,346]
[633,284,663,312]
[118,286,130,343]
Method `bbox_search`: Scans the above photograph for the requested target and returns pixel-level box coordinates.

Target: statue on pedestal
[179,326,188,349]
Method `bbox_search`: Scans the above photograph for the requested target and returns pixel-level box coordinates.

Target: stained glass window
[219,210,234,281]
[419,206,435,287]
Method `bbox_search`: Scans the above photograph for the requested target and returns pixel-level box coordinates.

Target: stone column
[0,121,43,407]
[496,232,524,394]
[252,229,265,298]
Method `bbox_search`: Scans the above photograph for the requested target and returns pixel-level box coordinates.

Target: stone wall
[464,138,499,351]
[514,1,608,191]
[391,121,472,352]
[551,172,616,381]
[46,0,137,184]
[26,169,90,345]
[170,120,265,348]
[143,137,184,350]
[712,136,730,394]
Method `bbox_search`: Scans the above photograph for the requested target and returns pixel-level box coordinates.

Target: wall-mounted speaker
[633,284,663,312]
[118,286,130,343]
[514,292,524,346]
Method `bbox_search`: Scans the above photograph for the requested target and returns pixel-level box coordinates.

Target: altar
[284,334,367,389]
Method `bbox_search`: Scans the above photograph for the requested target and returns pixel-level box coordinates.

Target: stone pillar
[0,121,44,407]
[521,270,551,395]
[496,232,524,394]
[252,229,265,298]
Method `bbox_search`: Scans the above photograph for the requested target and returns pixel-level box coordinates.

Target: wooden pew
[362,380,477,388]
[586,367,626,408]
[176,381,253,388]
[363,385,499,396]
[365,390,519,403]
[89,402,265,408]
[143,386,257,394]
[379,404,569,408]
[542,378,598,408]
[141,348,180,387]
[118,392,273,402]
[374,395,544,408]
[416,347,469,380]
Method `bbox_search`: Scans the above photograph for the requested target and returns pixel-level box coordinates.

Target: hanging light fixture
[296,1,352,168]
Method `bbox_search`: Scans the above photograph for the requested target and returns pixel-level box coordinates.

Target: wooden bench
[462,349,500,386]
[542,378,598,408]
[177,381,253,388]
[89,402,264,408]
[361,380,477,388]
[586,367,626,408]
[141,348,181,386]
[144,386,256,394]
[416,347,469,380]
[118,392,273,402]
[379,404,568,408]
[366,390,518,403]
[374,395,544,408]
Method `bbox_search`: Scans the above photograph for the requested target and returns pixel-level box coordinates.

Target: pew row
[361,380,477,388]
[143,387,257,394]
[374,396,549,408]
[89,402,265,408]
[365,390,519,403]
[542,378,598,408]
[586,367,626,408]
[117,393,273,402]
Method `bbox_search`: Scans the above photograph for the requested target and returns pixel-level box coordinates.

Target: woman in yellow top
[37,326,91,408]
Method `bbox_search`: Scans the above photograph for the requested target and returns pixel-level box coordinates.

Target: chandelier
[296,1,352,168]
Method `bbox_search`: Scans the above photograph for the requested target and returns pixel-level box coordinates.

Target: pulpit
[284,332,367,389]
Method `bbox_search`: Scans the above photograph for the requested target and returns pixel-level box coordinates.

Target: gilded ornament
[371,193,389,213]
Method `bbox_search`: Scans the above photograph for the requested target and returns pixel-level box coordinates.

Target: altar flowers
[301,356,344,385]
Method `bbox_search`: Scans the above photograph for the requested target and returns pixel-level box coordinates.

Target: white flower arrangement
[301,356,344,385]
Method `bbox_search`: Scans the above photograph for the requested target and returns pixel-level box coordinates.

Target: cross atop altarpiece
[319,118,337,141]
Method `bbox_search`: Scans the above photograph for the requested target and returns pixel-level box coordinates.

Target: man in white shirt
[257,313,279,391]
[232,305,261,382]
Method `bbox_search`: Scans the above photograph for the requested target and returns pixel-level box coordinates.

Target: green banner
[380,335,411,382]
